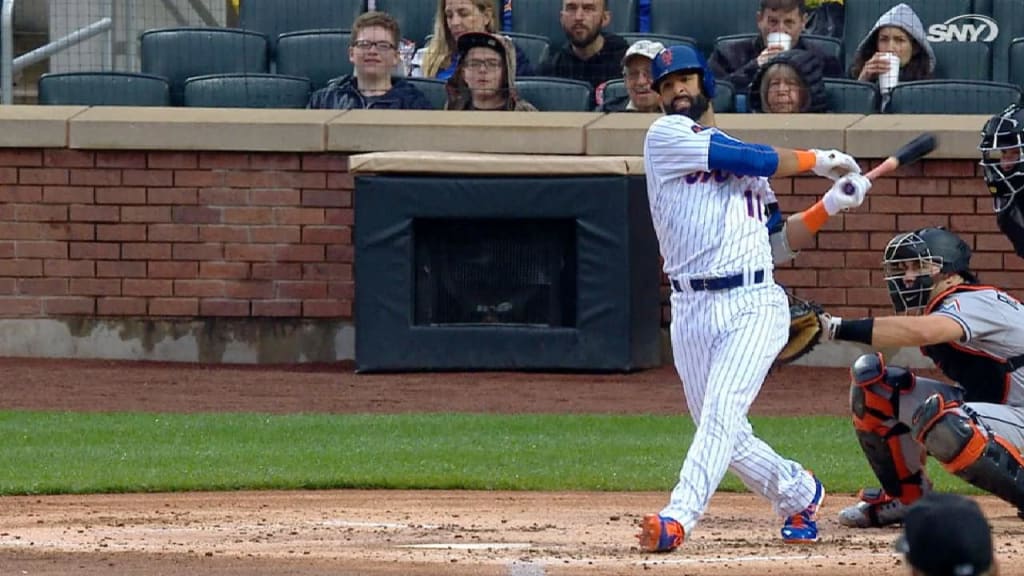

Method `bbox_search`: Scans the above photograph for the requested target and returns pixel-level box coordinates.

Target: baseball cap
[895,493,994,576]
[622,39,665,66]
[457,32,507,57]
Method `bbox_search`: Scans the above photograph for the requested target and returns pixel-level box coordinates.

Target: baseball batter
[823,227,1024,528]
[637,44,872,553]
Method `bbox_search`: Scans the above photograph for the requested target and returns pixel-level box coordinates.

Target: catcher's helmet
[651,44,716,98]
[978,102,1024,213]
[882,227,973,313]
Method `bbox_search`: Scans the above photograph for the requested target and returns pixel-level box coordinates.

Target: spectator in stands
[896,493,998,576]
[308,11,432,110]
[411,0,534,80]
[849,3,934,85]
[598,40,663,112]
[445,32,537,110]
[708,0,843,96]
[537,0,629,90]
[748,49,828,113]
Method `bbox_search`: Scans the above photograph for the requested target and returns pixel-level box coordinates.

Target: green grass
[0,411,978,496]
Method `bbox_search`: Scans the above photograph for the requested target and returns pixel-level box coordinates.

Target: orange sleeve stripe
[795,150,816,172]
[799,201,830,234]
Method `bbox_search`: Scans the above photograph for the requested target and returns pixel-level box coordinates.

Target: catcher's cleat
[837,487,909,528]
[638,514,684,552]
[781,474,825,543]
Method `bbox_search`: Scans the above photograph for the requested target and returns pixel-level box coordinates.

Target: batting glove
[810,149,862,181]
[823,173,871,215]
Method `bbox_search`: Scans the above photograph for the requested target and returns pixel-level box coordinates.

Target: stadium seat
[140,27,270,106]
[823,78,880,114]
[713,79,735,113]
[842,0,971,71]
[1011,38,1024,87]
[38,72,171,106]
[511,0,637,51]
[992,0,1024,82]
[649,0,760,57]
[930,41,991,81]
[620,32,696,51]
[502,32,551,72]
[404,77,448,110]
[514,77,593,111]
[275,29,353,90]
[374,0,435,47]
[597,78,627,109]
[183,73,312,109]
[713,33,842,68]
[238,0,364,59]
[885,79,1022,114]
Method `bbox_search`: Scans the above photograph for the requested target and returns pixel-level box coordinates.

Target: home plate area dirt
[2,358,1023,575]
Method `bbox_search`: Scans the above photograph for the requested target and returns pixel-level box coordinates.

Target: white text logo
[926,14,1000,42]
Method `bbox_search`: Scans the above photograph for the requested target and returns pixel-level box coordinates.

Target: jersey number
[744,189,764,222]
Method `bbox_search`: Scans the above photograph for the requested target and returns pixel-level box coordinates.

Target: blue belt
[671,269,766,292]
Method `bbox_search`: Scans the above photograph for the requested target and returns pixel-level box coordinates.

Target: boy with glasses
[308,11,432,110]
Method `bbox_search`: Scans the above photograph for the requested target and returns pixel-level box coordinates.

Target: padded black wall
[354,174,660,372]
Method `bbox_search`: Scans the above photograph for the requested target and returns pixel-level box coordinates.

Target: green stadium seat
[1011,38,1024,87]
[502,32,551,72]
[515,77,594,111]
[992,0,1024,82]
[38,72,171,106]
[404,77,448,110]
[713,79,735,112]
[885,79,1021,114]
[823,79,880,114]
[649,0,760,57]
[931,41,991,81]
[598,78,627,109]
[511,0,637,51]
[140,27,270,106]
[374,0,435,47]
[841,0,972,71]
[183,73,312,109]
[275,29,353,90]
[239,0,364,58]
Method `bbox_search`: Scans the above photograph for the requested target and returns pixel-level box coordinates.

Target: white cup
[767,32,792,51]
[879,52,901,93]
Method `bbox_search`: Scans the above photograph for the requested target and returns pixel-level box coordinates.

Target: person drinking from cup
[849,2,934,98]
[708,0,842,98]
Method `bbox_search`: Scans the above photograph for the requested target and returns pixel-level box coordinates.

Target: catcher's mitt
[776,295,825,365]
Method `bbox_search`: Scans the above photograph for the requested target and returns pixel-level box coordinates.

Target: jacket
[445,34,537,111]
[748,49,829,113]
[708,34,844,95]
[307,75,433,110]
[537,32,629,89]
[850,3,935,82]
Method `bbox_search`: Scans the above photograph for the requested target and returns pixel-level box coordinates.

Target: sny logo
[926,14,999,42]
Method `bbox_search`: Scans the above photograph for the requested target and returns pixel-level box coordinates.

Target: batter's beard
[668,93,710,121]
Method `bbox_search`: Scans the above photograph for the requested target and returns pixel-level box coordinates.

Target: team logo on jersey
[940,299,961,313]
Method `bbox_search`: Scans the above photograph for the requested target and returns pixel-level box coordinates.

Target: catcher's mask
[882,227,973,313]
[979,102,1024,213]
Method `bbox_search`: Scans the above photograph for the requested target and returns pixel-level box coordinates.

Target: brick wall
[0,149,354,319]
[1,152,1020,328]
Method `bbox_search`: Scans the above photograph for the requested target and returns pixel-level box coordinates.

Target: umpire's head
[896,493,997,576]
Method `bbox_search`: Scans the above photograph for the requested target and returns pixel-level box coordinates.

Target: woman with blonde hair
[411,0,533,80]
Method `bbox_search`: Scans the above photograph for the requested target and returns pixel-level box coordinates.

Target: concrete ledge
[845,114,989,159]
[715,113,863,150]
[0,317,355,364]
[349,150,634,175]
[584,112,661,155]
[68,107,345,151]
[0,104,87,147]
[328,110,600,154]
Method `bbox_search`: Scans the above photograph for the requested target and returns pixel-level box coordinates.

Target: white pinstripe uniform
[643,114,816,535]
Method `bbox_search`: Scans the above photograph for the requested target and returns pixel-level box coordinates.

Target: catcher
[808,226,1024,527]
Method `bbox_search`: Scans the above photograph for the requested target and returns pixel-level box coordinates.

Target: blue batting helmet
[651,44,716,99]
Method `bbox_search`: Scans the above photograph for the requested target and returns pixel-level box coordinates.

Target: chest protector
[921,285,1024,404]
[997,194,1024,259]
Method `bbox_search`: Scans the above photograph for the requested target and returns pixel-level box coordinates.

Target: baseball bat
[843,132,939,194]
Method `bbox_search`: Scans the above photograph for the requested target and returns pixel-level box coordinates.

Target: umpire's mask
[882,228,972,313]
